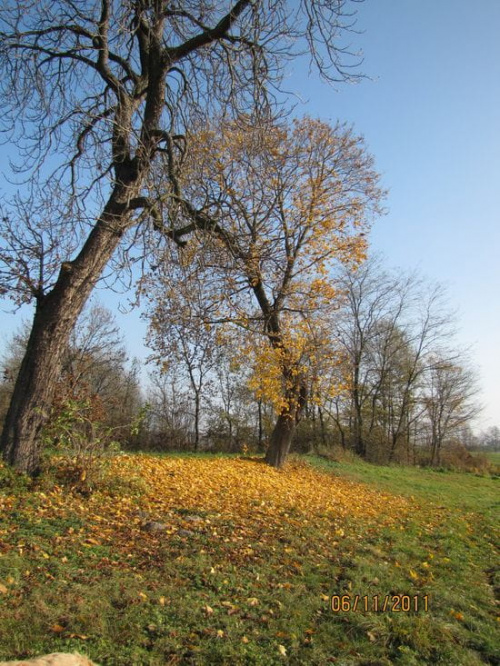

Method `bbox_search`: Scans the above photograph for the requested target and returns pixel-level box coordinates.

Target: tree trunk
[264,411,296,469]
[318,405,327,449]
[352,405,366,457]
[265,377,307,468]
[388,433,398,463]
[352,370,366,457]
[194,390,200,451]
[0,193,135,475]
[257,399,264,451]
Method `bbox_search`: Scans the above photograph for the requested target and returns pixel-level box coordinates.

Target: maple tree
[0,0,366,475]
[148,116,384,467]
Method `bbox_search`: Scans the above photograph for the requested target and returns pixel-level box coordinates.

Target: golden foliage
[0,455,413,574]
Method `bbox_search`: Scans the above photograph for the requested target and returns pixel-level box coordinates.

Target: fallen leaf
[51,624,65,634]
[450,610,464,621]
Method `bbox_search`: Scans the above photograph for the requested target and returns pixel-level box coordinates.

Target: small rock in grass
[143,521,168,533]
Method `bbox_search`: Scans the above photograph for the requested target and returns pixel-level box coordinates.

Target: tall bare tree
[146,246,219,450]
[422,358,480,465]
[0,0,365,474]
[328,259,474,463]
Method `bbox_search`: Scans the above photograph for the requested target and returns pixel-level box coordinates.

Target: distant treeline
[1,260,491,472]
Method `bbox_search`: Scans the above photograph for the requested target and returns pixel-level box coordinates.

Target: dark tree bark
[193,389,201,451]
[265,411,296,468]
[318,405,327,448]
[265,381,306,468]
[0,0,256,474]
[1,194,137,474]
[257,398,264,451]
[352,376,366,457]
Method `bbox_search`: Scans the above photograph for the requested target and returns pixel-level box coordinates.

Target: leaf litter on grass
[0,455,497,665]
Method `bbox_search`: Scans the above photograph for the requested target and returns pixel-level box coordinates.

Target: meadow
[0,452,498,665]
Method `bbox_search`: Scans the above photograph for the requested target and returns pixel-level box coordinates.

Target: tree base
[265,412,296,468]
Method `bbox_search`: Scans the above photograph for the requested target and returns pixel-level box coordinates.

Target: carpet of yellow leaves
[113,455,412,524]
[1,456,415,571]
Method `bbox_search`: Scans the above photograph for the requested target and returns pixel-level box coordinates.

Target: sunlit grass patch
[0,454,498,664]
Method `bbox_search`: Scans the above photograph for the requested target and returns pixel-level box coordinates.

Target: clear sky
[286,0,500,429]
[0,0,499,430]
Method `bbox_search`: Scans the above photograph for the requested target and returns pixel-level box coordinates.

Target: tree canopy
[146,115,384,466]
[0,0,367,473]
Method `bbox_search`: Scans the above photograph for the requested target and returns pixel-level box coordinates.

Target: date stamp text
[330,594,429,613]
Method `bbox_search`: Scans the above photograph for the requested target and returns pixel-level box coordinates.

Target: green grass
[0,453,498,665]
[485,451,500,466]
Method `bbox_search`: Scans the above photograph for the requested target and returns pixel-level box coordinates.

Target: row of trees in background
[141,257,482,467]
[0,304,142,461]
[310,259,481,465]
[0,261,487,469]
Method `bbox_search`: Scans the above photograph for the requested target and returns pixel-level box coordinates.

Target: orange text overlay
[330,594,429,613]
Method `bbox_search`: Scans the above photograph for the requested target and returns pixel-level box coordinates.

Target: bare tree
[145,367,195,451]
[329,259,466,462]
[146,247,218,450]
[331,258,408,457]
[0,0,365,474]
[0,303,142,443]
[65,304,143,436]
[422,358,480,465]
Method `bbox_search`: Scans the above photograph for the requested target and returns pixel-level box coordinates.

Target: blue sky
[1,0,498,429]
[287,0,499,429]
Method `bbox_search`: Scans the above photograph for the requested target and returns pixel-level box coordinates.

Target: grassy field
[485,452,500,467]
[0,452,498,665]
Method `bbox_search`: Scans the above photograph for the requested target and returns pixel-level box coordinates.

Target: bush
[40,397,123,493]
